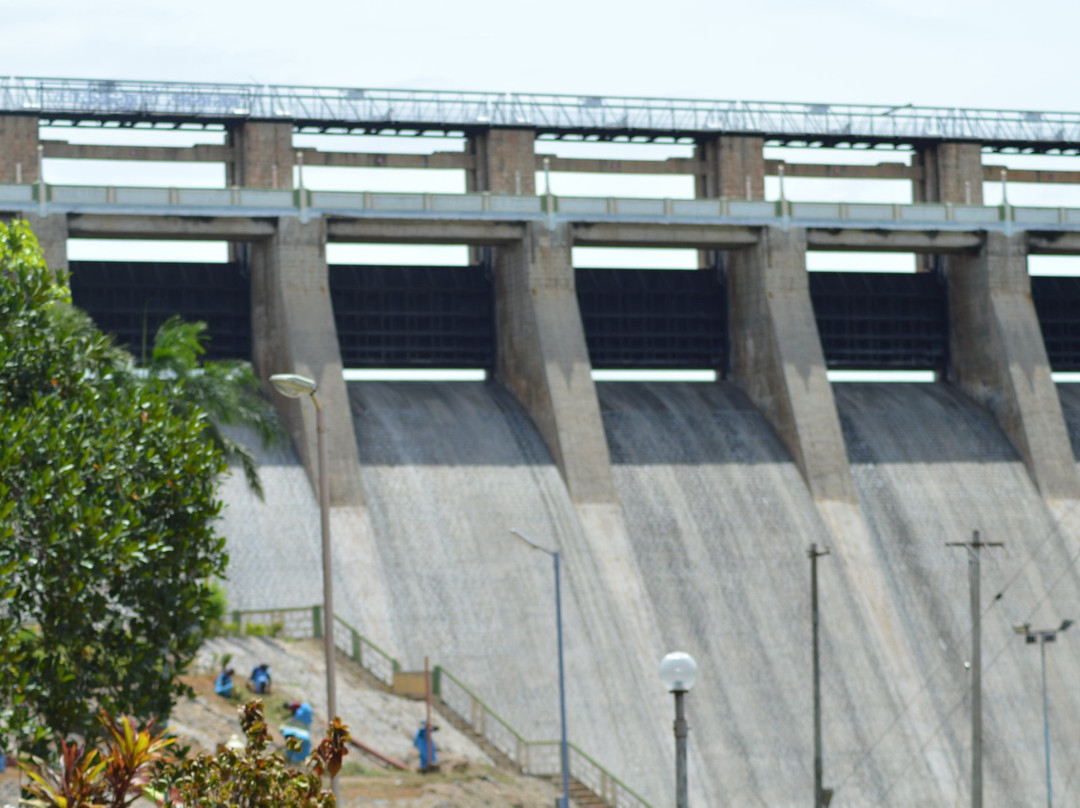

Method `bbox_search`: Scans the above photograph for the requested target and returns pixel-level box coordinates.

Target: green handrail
[228,606,651,808]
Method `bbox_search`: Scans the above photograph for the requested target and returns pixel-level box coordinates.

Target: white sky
[6,0,1080,377]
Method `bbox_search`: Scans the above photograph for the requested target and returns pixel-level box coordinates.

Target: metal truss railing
[2,76,1079,146]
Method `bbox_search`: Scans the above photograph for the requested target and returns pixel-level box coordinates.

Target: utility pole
[947,530,1003,808]
[809,543,830,808]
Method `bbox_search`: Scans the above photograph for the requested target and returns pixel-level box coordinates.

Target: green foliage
[162,700,349,807]
[0,221,228,749]
[142,314,284,500]
[21,712,177,808]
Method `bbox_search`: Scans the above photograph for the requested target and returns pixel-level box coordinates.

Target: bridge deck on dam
[6,183,1080,243]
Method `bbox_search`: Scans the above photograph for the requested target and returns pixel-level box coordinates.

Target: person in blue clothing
[281,724,311,764]
[284,701,313,727]
[248,663,272,694]
[413,720,438,771]
[281,701,315,765]
[214,667,235,699]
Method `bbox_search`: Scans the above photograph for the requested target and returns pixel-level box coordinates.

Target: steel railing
[434,666,654,808]
[233,606,653,807]
[3,76,1080,145]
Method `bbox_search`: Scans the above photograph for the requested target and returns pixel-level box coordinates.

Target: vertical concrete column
[251,217,363,505]
[0,115,40,184]
[23,212,68,274]
[727,226,856,502]
[465,129,536,195]
[226,122,295,189]
[494,222,615,503]
[695,135,765,201]
[948,232,1079,499]
[913,141,983,205]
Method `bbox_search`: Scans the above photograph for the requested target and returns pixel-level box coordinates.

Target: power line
[830,500,1080,797]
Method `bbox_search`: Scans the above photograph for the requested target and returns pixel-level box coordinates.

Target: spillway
[218,379,1080,807]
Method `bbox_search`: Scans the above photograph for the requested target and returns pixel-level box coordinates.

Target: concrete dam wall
[219,379,1080,807]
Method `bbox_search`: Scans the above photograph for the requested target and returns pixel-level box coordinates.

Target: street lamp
[1014,619,1073,808]
[509,528,570,808]
[269,373,337,799]
[659,651,698,808]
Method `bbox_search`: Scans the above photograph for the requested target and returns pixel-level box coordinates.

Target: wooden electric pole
[947,530,1003,808]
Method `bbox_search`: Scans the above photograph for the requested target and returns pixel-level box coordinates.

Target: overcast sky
[5,0,1077,111]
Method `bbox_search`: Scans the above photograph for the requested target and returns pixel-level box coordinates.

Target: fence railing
[434,666,654,808]
[3,182,1080,233]
[231,606,400,687]
[230,605,653,808]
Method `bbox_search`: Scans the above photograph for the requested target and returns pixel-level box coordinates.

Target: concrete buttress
[251,217,363,505]
[493,221,616,504]
[727,225,856,502]
[947,231,1080,499]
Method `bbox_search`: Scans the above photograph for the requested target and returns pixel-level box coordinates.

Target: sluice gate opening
[809,271,948,371]
[68,260,250,361]
[576,268,726,372]
[1033,276,1080,371]
[329,265,494,370]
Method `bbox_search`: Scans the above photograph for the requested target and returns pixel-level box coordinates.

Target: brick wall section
[466,129,536,195]
[695,135,765,200]
[913,142,984,205]
[0,114,40,184]
[227,122,295,189]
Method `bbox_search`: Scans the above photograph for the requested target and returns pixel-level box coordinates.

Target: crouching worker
[248,663,272,694]
[214,667,235,699]
[281,700,315,764]
[281,725,311,764]
[413,720,439,772]
[284,701,313,727]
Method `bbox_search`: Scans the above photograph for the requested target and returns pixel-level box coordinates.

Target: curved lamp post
[269,373,337,799]
[510,528,570,808]
[660,651,698,808]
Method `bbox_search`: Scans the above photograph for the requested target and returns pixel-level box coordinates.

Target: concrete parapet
[727,226,856,502]
[227,122,294,189]
[23,212,68,274]
[947,232,1080,499]
[466,129,536,195]
[695,135,765,201]
[251,217,363,505]
[494,221,615,503]
[913,141,984,205]
[0,114,40,184]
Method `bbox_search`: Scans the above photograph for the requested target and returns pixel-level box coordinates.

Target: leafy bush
[20,701,350,808]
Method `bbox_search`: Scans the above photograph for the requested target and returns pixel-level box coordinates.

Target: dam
[6,76,1080,805]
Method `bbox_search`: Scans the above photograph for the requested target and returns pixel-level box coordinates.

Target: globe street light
[509,528,570,808]
[660,651,698,808]
[269,373,337,800]
[1014,619,1073,808]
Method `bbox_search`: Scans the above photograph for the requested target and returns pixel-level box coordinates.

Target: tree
[140,315,283,500]
[0,221,228,751]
